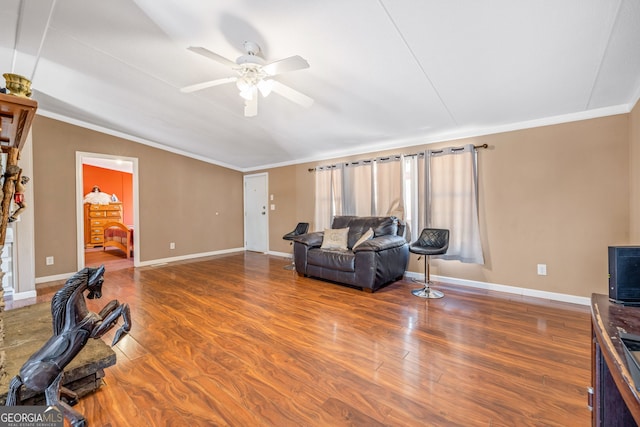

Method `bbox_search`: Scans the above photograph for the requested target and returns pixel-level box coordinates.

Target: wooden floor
[5,248,133,310]
[85,247,133,272]
[19,252,591,426]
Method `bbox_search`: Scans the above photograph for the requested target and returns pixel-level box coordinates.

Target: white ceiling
[2,0,639,171]
[83,157,133,174]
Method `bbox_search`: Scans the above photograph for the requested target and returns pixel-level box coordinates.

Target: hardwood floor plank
[321,397,389,427]
[20,252,591,426]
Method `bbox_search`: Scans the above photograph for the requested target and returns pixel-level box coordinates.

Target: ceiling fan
[181,41,313,117]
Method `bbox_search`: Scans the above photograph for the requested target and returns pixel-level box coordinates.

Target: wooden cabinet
[84,203,123,248]
[591,293,640,426]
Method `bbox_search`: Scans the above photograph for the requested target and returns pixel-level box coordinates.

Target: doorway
[76,152,140,270]
[244,173,269,253]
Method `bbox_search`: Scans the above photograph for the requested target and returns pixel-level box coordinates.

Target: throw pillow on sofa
[352,227,374,249]
[321,227,349,250]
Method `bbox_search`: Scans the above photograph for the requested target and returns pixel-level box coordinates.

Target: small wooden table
[0,302,116,405]
[591,293,640,426]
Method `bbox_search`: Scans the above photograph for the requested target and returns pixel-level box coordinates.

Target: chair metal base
[284,255,296,270]
[411,285,444,299]
[410,254,445,298]
[283,239,297,270]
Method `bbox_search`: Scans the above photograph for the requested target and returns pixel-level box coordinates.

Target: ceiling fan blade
[271,81,314,108]
[180,77,237,93]
[244,95,258,117]
[262,55,309,76]
[187,46,237,68]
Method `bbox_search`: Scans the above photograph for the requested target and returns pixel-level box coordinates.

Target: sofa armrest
[353,235,407,252]
[293,231,324,248]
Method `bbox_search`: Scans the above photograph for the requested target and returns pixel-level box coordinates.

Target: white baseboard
[268,251,292,259]
[35,272,76,284]
[12,290,37,301]
[36,247,246,283]
[404,271,590,306]
[135,247,245,267]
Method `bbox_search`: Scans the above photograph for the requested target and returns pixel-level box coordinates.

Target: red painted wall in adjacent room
[83,165,133,225]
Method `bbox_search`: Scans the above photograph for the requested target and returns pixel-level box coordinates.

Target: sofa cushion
[307,248,355,272]
[372,217,398,238]
[321,227,349,250]
[331,216,356,231]
[331,216,399,248]
[352,227,374,249]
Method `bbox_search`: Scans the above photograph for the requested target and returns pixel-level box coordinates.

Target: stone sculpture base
[0,302,116,405]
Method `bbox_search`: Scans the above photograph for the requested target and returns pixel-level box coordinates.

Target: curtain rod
[308,143,488,172]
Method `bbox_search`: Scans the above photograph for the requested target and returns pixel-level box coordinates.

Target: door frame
[75,151,140,268]
[243,172,269,253]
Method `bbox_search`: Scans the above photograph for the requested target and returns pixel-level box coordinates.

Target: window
[314,144,484,264]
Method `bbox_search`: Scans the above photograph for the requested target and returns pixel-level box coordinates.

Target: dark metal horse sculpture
[5,265,130,427]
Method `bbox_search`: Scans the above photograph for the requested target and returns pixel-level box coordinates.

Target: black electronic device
[609,246,640,305]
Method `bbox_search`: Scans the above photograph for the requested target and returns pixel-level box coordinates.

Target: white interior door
[244,173,268,252]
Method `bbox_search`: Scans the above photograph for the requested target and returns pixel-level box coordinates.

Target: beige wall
[257,165,315,255]
[31,109,634,299]
[32,116,244,278]
[257,114,631,298]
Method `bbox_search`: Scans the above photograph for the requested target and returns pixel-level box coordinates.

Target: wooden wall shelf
[0,92,38,245]
[0,92,37,152]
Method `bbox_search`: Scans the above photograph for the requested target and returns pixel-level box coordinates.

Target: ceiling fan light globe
[239,86,256,101]
[236,77,252,91]
[258,79,274,97]
[239,89,253,101]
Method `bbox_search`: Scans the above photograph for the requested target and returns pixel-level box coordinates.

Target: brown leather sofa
[293,216,409,292]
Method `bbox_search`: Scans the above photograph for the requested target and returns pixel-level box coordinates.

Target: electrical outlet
[46,256,54,265]
[169,242,175,250]
[537,264,547,276]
